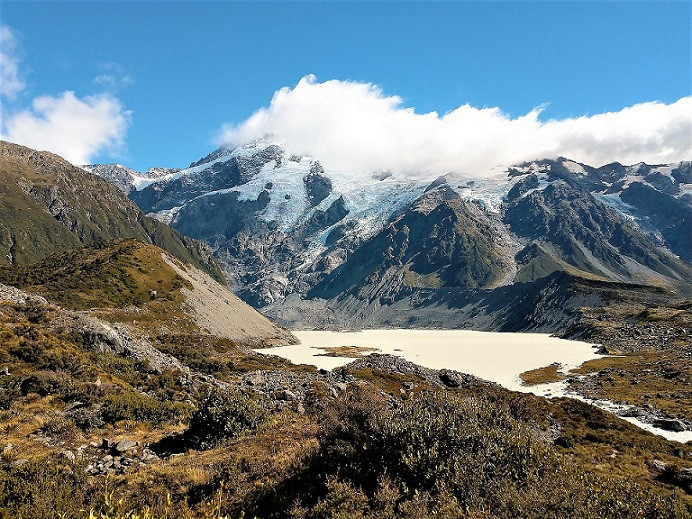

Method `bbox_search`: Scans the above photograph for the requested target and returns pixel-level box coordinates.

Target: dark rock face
[503,180,692,284]
[619,182,692,262]
[310,185,510,305]
[307,196,349,230]
[508,159,692,265]
[173,190,271,242]
[303,162,332,207]
[131,159,243,214]
[672,162,692,184]
[131,145,283,214]
[506,174,539,201]
[188,147,233,168]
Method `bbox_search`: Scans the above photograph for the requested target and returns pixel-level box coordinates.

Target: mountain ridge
[70,139,692,328]
[0,140,224,284]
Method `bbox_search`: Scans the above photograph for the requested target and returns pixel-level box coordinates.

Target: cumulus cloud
[219,75,692,176]
[0,25,25,99]
[3,91,132,165]
[0,24,132,165]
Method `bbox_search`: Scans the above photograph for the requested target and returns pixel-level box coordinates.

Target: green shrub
[100,391,190,427]
[39,413,79,441]
[19,370,71,396]
[272,389,691,519]
[0,454,92,518]
[186,387,266,449]
[319,390,555,505]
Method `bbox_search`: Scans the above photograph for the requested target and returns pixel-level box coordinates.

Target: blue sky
[1,1,690,171]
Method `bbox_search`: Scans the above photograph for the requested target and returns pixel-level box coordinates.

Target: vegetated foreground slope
[0,141,224,283]
[1,280,691,518]
[0,144,691,517]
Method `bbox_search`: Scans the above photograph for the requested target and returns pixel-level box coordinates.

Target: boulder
[246,373,266,386]
[649,459,668,472]
[439,369,464,388]
[653,419,686,432]
[114,438,137,453]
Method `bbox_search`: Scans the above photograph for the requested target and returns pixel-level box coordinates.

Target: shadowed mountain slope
[0,141,224,283]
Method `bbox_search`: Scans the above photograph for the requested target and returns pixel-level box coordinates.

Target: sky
[0,1,690,174]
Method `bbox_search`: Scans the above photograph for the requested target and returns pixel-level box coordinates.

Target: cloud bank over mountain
[220,75,692,176]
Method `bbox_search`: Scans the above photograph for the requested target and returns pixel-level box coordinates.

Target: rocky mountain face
[0,141,223,283]
[506,159,692,263]
[94,139,692,330]
[81,164,178,195]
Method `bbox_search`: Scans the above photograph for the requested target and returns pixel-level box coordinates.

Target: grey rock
[78,316,187,375]
[620,407,647,418]
[439,370,467,388]
[276,389,297,401]
[649,459,668,472]
[60,450,76,462]
[246,373,266,386]
[114,438,137,453]
[304,162,332,207]
[653,419,686,432]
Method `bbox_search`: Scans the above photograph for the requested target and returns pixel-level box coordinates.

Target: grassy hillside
[0,240,292,346]
[0,141,224,284]
[0,240,189,311]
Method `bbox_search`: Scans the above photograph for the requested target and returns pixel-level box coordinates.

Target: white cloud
[0,25,132,165]
[2,91,132,165]
[93,62,133,92]
[0,25,25,99]
[219,75,692,176]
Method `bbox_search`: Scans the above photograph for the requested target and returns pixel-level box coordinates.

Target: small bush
[100,391,190,427]
[19,370,70,396]
[186,387,266,449]
[39,414,79,441]
[0,454,91,518]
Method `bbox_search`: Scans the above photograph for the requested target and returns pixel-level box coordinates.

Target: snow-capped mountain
[89,138,692,328]
[505,158,692,262]
[81,163,180,195]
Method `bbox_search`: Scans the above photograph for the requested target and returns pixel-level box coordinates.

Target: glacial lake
[257,329,692,443]
[258,329,601,394]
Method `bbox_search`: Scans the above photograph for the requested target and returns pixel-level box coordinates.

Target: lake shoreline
[256,328,691,443]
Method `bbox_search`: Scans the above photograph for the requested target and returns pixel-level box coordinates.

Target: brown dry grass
[520,363,566,385]
[315,345,379,358]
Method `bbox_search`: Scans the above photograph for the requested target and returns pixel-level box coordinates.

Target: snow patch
[562,160,587,175]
